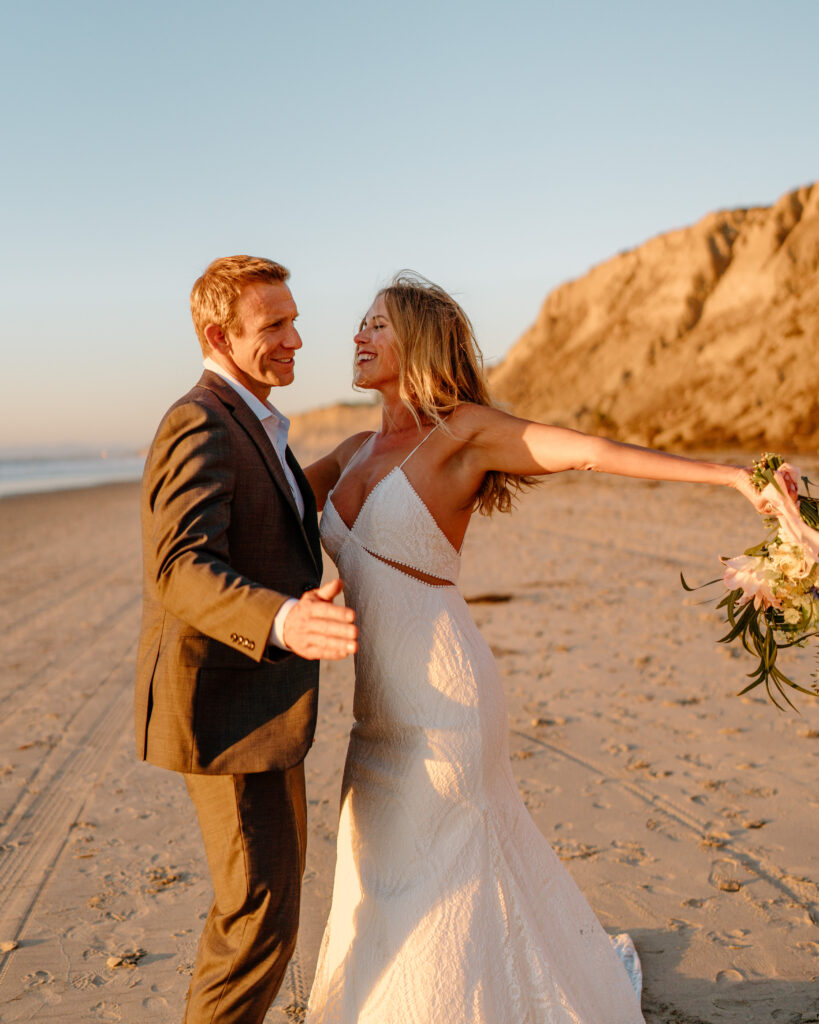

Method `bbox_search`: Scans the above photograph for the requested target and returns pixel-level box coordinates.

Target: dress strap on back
[399,424,439,469]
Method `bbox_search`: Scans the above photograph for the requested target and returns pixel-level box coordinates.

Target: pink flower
[721,554,780,609]
[773,463,803,506]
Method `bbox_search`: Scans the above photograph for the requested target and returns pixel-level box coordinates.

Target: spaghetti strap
[336,432,375,484]
[399,425,439,469]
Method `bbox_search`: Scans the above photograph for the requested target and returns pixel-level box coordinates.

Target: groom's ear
[204,322,229,353]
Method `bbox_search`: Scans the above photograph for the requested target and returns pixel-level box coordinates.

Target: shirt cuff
[269,598,298,650]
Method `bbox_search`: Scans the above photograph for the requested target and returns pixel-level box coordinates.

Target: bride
[302,273,771,1023]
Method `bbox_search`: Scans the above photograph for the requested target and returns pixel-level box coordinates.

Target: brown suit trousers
[182,766,306,1023]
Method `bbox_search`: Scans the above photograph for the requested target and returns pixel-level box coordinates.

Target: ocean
[0,451,145,499]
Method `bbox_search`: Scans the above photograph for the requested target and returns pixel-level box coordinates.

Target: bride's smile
[353,295,400,389]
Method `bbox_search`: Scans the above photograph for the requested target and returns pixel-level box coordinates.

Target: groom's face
[219,281,302,399]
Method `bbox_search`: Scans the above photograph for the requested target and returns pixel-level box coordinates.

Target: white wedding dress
[305,435,644,1024]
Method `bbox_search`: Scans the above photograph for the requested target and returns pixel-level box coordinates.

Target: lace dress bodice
[322,466,461,584]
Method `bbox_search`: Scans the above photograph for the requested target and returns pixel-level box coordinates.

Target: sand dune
[0,450,817,1021]
[491,183,819,452]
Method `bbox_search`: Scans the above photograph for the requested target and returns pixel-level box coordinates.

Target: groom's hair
[191,255,290,353]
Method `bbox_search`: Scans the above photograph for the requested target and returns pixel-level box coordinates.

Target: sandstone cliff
[490,184,819,451]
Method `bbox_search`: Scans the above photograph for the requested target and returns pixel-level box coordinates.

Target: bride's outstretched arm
[458,405,774,514]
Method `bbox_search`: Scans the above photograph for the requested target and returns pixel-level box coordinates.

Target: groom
[135,256,357,1023]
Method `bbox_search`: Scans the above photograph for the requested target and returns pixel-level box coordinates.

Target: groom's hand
[282,579,358,660]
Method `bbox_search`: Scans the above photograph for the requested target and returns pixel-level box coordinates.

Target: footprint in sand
[709,858,743,892]
[142,995,169,1011]
[91,1002,122,1021]
[71,972,104,990]
[23,969,53,988]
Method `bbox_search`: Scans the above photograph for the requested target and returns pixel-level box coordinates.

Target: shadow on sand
[633,927,819,1024]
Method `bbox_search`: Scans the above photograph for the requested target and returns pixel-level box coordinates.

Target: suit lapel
[197,372,321,574]
[286,446,322,568]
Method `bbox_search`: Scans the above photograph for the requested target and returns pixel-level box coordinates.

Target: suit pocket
[177,634,258,669]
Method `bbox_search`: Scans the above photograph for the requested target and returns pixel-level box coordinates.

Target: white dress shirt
[203,357,301,648]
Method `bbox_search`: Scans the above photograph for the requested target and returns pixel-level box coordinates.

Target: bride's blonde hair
[376,272,536,516]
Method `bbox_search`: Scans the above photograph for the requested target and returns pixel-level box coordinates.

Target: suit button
[230,632,238,642]
[249,640,255,650]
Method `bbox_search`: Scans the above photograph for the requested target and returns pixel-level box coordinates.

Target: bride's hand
[731,466,796,515]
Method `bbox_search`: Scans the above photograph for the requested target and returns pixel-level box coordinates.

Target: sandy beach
[0,464,817,1023]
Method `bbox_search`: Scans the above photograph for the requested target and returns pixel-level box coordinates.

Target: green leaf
[799,497,819,531]
[680,572,722,592]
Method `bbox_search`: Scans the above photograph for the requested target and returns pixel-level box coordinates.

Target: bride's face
[353,295,400,391]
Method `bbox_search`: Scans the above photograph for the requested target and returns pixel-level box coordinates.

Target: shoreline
[0,477,143,502]
[0,466,144,502]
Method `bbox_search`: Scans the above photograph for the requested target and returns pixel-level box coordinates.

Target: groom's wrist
[269,598,298,650]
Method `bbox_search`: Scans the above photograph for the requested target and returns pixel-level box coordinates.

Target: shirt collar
[203,356,289,431]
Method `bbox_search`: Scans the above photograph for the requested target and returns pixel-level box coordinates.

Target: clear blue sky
[2,0,816,450]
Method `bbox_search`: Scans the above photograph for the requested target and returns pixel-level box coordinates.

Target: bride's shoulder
[447,403,507,437]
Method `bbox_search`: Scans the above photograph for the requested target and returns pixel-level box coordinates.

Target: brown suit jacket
[135,371,322,774]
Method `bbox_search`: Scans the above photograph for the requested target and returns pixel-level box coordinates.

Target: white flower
[722,554,780,609]
[768,541,813,580]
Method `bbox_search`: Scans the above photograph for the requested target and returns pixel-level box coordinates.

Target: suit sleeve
[145,400,286,662]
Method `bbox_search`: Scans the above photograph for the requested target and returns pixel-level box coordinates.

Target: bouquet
[682,453,819,710]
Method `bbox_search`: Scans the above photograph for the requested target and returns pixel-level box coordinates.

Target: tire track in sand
[0,644,135,987]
